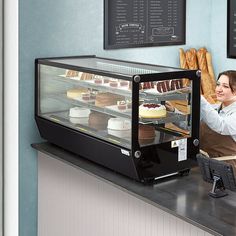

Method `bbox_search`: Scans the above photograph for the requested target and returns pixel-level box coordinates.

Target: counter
[32,142,236,236]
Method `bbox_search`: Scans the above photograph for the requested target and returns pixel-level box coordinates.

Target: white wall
[210,1,236,76]
[4,0,19,235]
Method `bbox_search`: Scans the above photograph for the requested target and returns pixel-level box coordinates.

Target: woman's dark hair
[217,70,236,92]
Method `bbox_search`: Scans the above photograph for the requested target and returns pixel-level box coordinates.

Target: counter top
[32,142,236,236]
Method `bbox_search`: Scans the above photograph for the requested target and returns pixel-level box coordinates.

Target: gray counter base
[32,142,236,236]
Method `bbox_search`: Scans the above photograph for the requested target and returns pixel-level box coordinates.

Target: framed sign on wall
[104,0,186,50]
[227,0,236,58]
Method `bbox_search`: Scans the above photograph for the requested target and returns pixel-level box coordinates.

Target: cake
[67,88,88,99]
[94,77,103,84]
[109,80,118,88]
[95,93,124,107]
[156,79,184,93]
[107,118,131,138]
[138,125,156,144]
[126,100,132,109]
[81,92,91,101]
[119,81,129,87]
[88,111,111,130]
[65,70,78,77]
[107,118,131,130]
[69,107,90,118]
[141,82,155,90]
[80,73,93,80]
[69,107,90,124]
[139,103,167,118]
[117,101,127,111]
[103,77,110,84]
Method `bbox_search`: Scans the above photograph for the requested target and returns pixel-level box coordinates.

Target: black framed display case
[35,55,201,182]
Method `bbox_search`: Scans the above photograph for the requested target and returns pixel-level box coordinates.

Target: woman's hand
[165,101,175,112]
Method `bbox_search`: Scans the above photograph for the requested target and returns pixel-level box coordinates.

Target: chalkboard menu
[104,0,186,49]
[228,0,236,58]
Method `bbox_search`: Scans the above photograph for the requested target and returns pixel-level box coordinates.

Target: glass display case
[35,55,201,182]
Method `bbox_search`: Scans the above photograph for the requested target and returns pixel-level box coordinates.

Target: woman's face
[215,74,236,105]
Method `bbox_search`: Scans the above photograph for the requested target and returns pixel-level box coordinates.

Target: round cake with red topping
[139,103,166,118]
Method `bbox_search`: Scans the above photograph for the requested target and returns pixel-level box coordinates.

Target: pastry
[95,93,124,107]
[103,77,110,83]
[138,125,156,144]
[107,118,131,130]
[140,82,154,90]
[81,92,91,101]
[65,70,79,77]
[156,79,183,93]
[139,103,167,118]
[117,101,127,111]
[107,118,131,138]
[67,88,88,99]
[69,107,90,118]
[80,73,93,80]
[119,81,129,87]
[109,80,118,87]
[93,75,103,84]
[88,111,111,130]
[69,107,90,125]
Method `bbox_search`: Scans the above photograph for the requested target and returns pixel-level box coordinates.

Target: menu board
[228,0,236,58]
[104,0,186,49]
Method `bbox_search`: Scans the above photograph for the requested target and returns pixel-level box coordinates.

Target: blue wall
[19,0,236,235]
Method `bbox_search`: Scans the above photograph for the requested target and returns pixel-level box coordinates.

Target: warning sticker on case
[171,139,187,161]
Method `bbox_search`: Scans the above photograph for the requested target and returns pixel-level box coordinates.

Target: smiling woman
[200,70,236,158]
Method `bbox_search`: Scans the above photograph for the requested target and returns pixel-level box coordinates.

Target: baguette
[205,93,217,104]
[206,52,216,89]
[179,48,188,69]
[186,48,198,69]
[179,48,190,87]
[201,71,216,96]
[197,47,208,72]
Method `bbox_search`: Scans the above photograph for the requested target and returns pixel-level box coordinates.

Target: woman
[200,70,236,157]
[165,70,236,158]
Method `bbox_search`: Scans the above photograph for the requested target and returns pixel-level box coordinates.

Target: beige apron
[200,122,236,171]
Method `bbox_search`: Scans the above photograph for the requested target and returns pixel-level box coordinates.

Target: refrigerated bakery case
[35,55,201,182]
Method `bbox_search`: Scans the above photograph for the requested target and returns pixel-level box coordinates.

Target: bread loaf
[186,48,198,69]
[201,71,216,96]
[197,47,208,72]
[179,48,188,69]
[179,48,190,87]
[206,52,216,90]
[205,93,217,104]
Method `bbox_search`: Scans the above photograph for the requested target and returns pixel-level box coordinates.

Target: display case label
[121,149,130,156]
[177,138,187,161]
